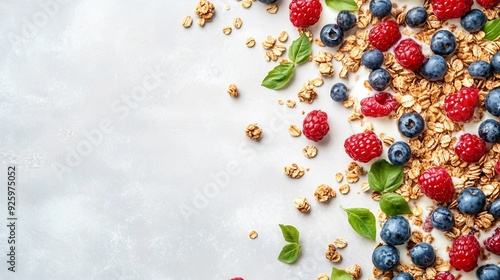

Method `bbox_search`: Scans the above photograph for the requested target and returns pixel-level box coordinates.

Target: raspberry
[434,272,456,280]
[369,20,401,52]
[289,0,322,28]
[484,227,500,255]
[417,166,455,203]
[431,0,473,20]
[360,92,398,117]
[454,133,487,163]
[344,131,383,163]
[444,86,479,123]
[394,38,425,71]
[477,0,500,8]
[449,235,480,272]
[496,159,500,175]
[302,110,329,142]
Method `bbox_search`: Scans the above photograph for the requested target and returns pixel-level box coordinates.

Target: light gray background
[0,0,497,279]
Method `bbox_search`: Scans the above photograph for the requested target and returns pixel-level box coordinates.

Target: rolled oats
[222,25,232,35]
[181,16,193,28]
[266,4,279,14]
[345,264,362,279]
[232,17,242,29]
[335,172,344,183]
[302,145,317,158]
[298,80,318,103]
[334,237,348,249]
[294,196,311,212]
[278,31,288,42]
[241,0,252,8]
[339,184,350,195]
[325,244,342,263]
[227,84,238,97]
[284,163,305,179]
[195,0,215,24]
[289,125,302,137]
[317,273,329,280]
[262,35,276,49]
[314,184,336,202]
[246,37,256,48]
[249,230,258,239]
[245,123,262,141]
[286,99,296,108]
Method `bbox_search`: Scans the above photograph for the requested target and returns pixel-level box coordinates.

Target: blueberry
[485,88,500,117]
[430,30,456,56]
[320,24,344,47]
[392,273,414,280]
[405,7,427,28]
[372,245,400,271]
[420,55,447,81]
[430,206,454,231]
[337,10,357,31]
[410,242,436,268]
[362,49,384,70]
[487,199,500,219]
[478,119,500,143]
[369,0,392,18]
[468,60,492,79]
[330,83,348,102]
[369,68,391,91]
[397,112,425,138]
[460,9,487,33]
[457,187,486,215]
[258,0,277,3]
[476,264,500,280]
[491,52,500,73]
[380,216,411,245]
[388,141,412,166]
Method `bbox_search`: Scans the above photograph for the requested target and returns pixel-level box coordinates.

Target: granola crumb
[194,0,215,25]
[286,99,296,108]
[289,125,302,137]
[227,84,238,97]
[334,237,348,248]
[346,264,362,279]
[339,184,350,195]
[249,230,258,239]
[284,163,305,179]
[302,145,317,158]
[314,184,336,202]
[294,196,311,212]
[246,37,256,48]
[182,16,193,28]
[325,244,343,263]
[298,80,318,103]
[245,123,262,141]
[278,99,284,105]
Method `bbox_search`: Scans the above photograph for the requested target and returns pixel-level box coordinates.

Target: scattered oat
[245,123,262,141]
[224,4,230,10]
[335,172,344,183]
[262,35,276,49]
[294,196,311,212]
[339,184,350,195]
[278,99,284,105]
[325,244,342,263]
[317,273,329,280]
[315,37,326,47]
[182,16,193,28]
[361,182,370,192]
[249,230,258,239]
[298,80,318,103]
[233,17,242,29]
[278,31,288,42]
[314,184,336,202]
[334,237,348,249]
[222,25,232,35]
[227,84,238,97]
[310,77,324,87]
[286,100,296,108]
[241,0,252,8]
[302,145,317,158]
[266,3,279,13]
[246,37,256,48]
[197,17,206,27]
[345,264,362,279]
[194,0,215,25]
[284,163,305,179]
[289,125,302,137]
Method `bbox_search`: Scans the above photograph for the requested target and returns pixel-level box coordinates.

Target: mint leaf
[379,193,412,216]
[325,0,359,12]
[368,160,404,193]
[331,268,353,280]
[341,207,376,241]
[262,62,295,90]
[278,243,301,264]
[484,18,500,41]
[279,224,300,243]
[288,34,311,64]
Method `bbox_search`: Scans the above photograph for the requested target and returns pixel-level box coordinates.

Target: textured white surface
[0,1,498,280]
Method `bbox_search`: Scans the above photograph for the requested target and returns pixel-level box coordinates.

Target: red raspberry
[454,133,487,163]
[495,159,500,175]
[476,0,500,9]
[484,226,500,255]
[344,131,383,163]
[417,166,455,202]
[449,234,480,272]
[369,20,401,52]
[435,272,456,280]
[431,0,473,20]
[302,110,329,142]
[289,0,322,28]
[444,87,479,123]
[394,38,425,71]
[360,92,398,118]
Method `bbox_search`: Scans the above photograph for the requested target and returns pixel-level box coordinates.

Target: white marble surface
[0,0,498,279]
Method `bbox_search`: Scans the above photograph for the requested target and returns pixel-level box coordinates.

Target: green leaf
[331,267,353,280]
[368,160,404,193]
[484,18,500,41]
[277,243,301,264]
[341,207,376,241]
[325,0,359,12]
[288,34,312,64]
[279,224,300,243]
[379,193,413,216]
[261,62,295,90]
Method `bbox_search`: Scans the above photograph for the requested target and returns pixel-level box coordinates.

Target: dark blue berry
[410,243,436,268]
[430,30,456,56]
[485,88,500,117]
[369,68,391,91]
[460,9,487,33]
[392,273,414,280]
[380,215,411,245]
[258,0,277,3]
[388,141,411,166]
[491,52,500,73]
[372,245,400,271]
[337,10,357,31]
[420,55,447,81]
[430,206,454,231]
[457,187,486,215]
[405,7,427,28]
[487,199,500,219]
[330,83,349,102]
[478,119,500,143]
[468,60,492,79]
[476,264,500,280]
[362,49,384,70]
[398,112,425,138]
[320,24,344,47]
[369,0,392,18]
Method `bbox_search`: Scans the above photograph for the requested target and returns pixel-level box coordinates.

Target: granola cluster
[194,0,215,27]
